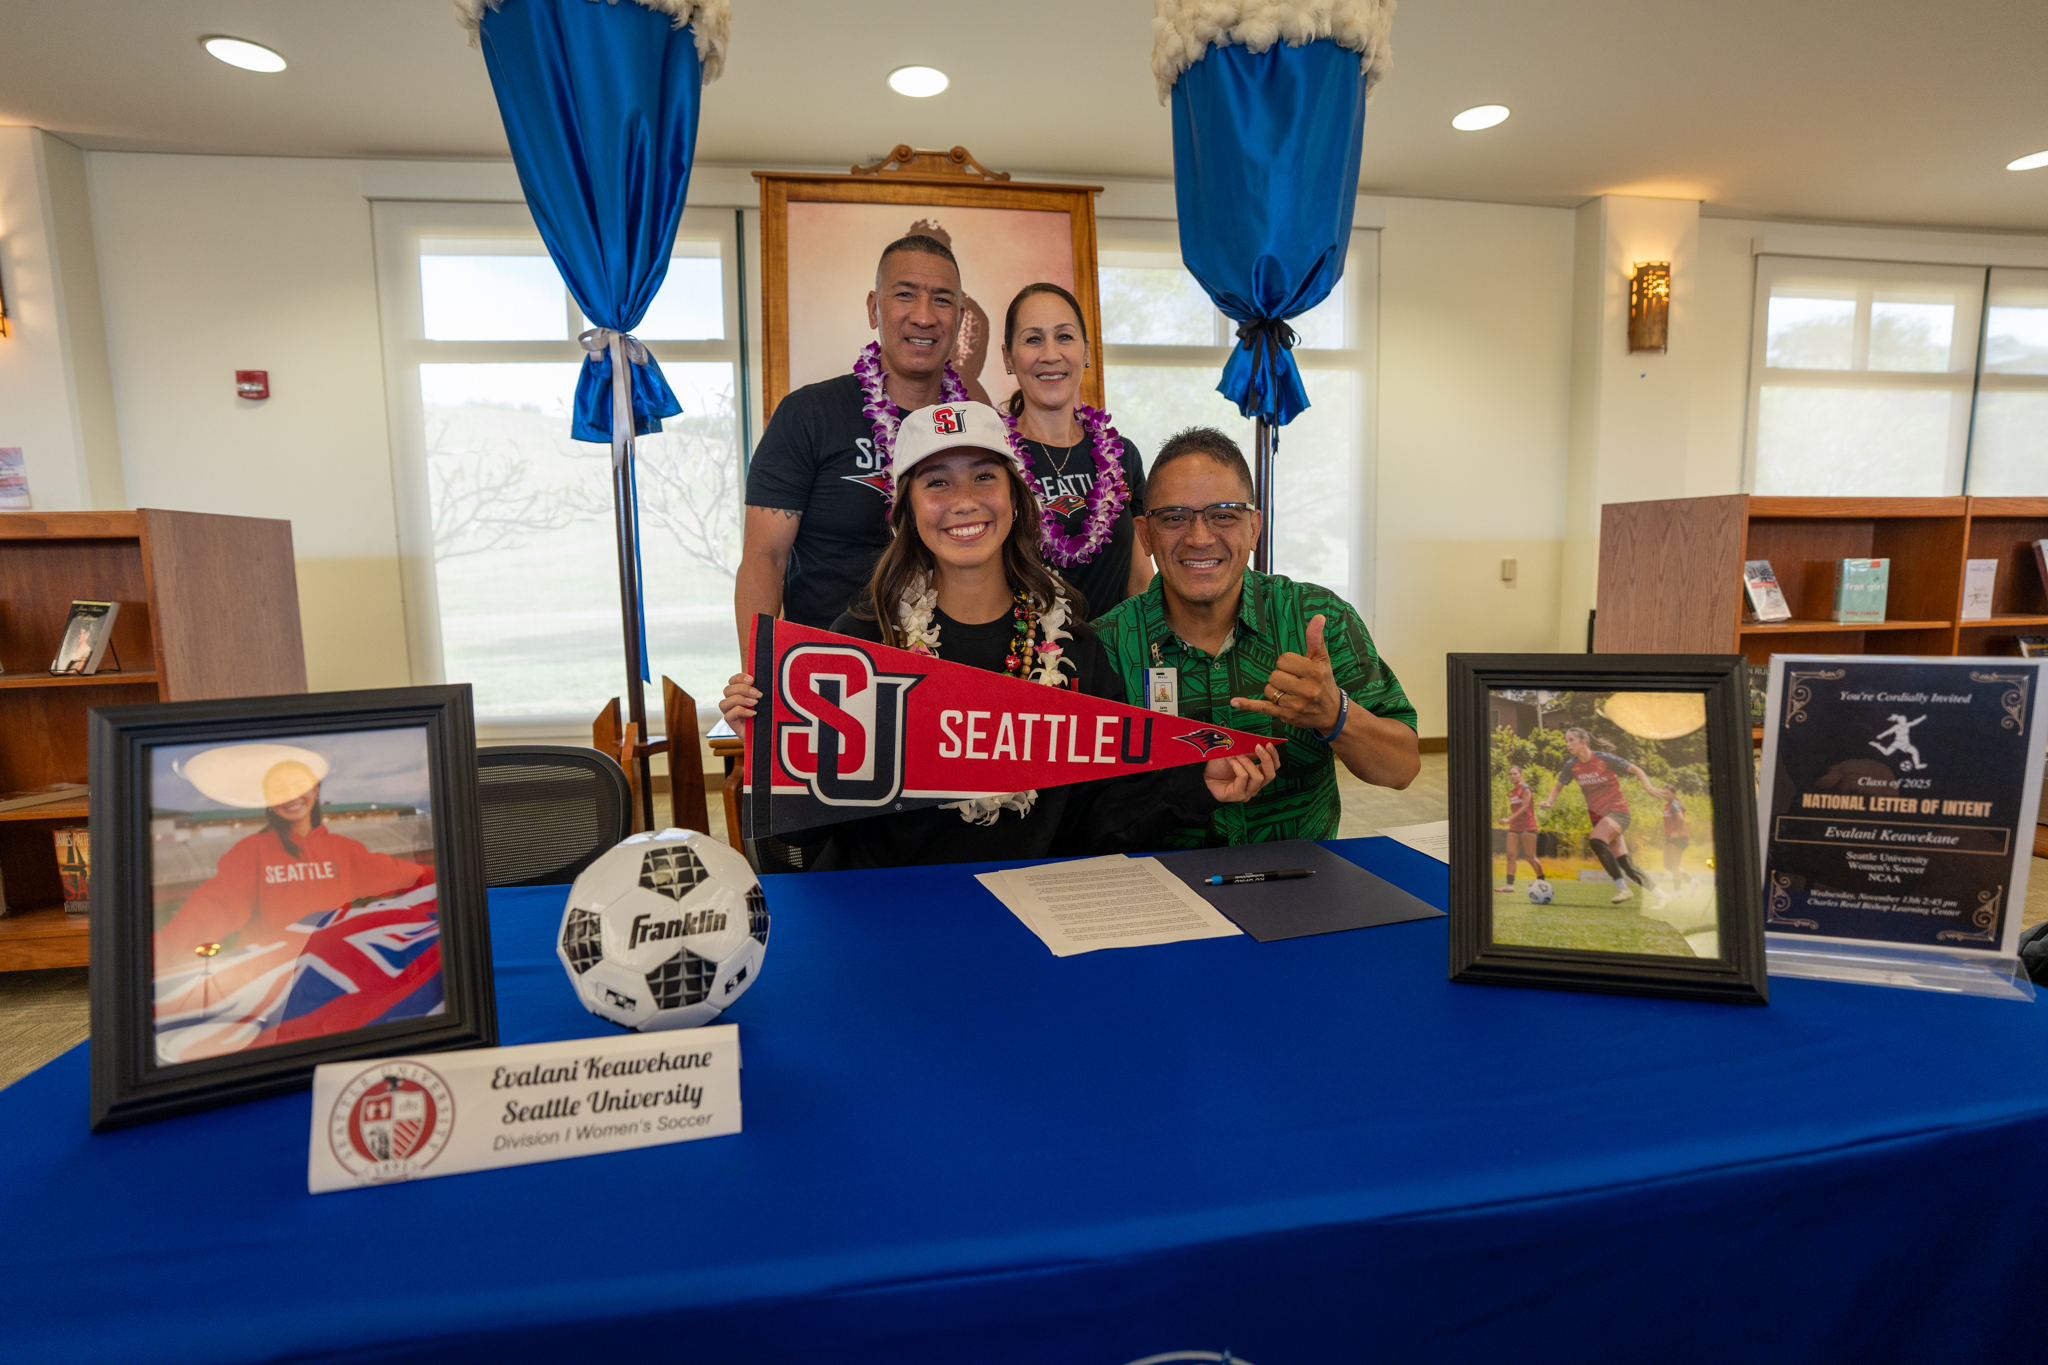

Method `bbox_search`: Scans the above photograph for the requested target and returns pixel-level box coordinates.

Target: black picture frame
[88,686,497,1131]
[1446,654,1767,1005]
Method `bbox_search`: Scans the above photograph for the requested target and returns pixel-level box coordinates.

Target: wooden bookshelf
[0,510,307,969]
[1595,495,2048,856]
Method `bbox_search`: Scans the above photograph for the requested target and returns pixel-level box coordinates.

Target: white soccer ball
[556,829,769,1032]
[1526,880,1554,905]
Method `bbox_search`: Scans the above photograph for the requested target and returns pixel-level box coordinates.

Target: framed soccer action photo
[88,686,496,1131]
[1446,655,1767,1004]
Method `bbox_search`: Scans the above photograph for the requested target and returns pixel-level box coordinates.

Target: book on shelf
[50,600,119,675]
[53,827,90,915]
[0,446,28,511]
[2035,540,2048,598]
[1746,662,1770,728]
[1742,560,1792,622]
[1830,558,1890,625]
[2018,636,2048,660]
[0,783,87,814]
[1960,559,1997,621]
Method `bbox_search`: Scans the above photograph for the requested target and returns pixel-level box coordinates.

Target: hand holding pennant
[729,615,1269,838]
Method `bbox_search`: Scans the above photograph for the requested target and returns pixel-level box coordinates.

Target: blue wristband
[1317,689,1350,743]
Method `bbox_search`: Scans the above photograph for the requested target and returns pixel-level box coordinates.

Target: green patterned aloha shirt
[1091,570,1418,848]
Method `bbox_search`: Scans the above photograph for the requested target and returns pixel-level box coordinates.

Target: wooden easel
[593,676,711,836]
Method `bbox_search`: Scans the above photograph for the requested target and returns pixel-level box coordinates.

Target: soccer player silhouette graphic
[1868,713,1929,770]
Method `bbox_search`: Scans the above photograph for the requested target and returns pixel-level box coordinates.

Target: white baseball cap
[891,402,1025,495]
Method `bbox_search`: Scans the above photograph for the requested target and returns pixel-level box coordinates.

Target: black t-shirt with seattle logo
[745,376,1149,628]
[744,374,900,630]
[1018,434,1147,620]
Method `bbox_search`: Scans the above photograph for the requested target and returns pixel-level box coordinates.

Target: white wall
[1374,196,1576,734]
[87,152,411,693]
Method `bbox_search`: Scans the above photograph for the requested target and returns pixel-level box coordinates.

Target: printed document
[977,855,1241,956]
[1377,820,1450,864]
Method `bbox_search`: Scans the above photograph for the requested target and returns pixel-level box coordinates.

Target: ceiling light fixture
[1452,104,1510,132]
[202,36,287,73]
[888,66,949,98]
[2008,150,2048,172]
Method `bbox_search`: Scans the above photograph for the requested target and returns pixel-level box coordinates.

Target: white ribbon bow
[579,328,649,467]
[578,327,650,366]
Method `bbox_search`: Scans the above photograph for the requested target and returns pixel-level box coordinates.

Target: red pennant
[741,615,1264,837]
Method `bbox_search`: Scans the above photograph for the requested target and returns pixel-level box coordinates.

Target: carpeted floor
[5,754,2042,1092]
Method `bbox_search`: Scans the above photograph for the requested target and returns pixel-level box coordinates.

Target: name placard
[308,1025,740,1194]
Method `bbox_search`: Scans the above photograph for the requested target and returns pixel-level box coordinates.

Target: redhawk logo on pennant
[742,616,1264,837]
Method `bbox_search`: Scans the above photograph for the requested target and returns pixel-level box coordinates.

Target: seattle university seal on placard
[328,1062,455,1185]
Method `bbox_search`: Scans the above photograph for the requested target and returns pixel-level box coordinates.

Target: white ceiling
[1,0,2044,231]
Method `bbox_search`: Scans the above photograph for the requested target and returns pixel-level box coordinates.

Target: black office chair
[475,745,632,887]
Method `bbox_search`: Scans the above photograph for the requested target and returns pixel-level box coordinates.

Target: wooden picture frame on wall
[755,146,1103,420]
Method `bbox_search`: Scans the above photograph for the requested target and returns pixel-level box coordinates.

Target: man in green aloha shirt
[1091,426,1419,847]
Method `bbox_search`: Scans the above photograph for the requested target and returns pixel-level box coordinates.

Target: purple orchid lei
[1001,402,1130,567]
[854,342,968,513]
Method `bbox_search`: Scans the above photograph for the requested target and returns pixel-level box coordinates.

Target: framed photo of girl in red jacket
[88,686,496,1131]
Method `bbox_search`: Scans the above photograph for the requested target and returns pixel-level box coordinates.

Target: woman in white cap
[155,747,428,967]
[720,400,1279,870]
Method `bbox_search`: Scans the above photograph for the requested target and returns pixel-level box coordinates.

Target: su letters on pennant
[740,616,1263,837]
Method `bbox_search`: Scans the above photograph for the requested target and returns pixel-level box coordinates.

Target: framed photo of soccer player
[87,686,496,1131]
[1447,655,1767,1005]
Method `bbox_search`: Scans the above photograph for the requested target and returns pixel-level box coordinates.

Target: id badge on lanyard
[1145,666,1178,715]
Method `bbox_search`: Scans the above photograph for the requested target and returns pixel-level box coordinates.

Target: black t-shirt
[744,374,897,630]
[794,605,1219,871]
[1018,435,1146,620]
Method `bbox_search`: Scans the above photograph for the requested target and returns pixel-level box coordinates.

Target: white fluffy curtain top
[455,0,730,82]
[1152,0,1394,103]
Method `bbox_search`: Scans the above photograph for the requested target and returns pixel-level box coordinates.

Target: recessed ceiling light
[202,36,287,73]
[2008,150,2048,171]
[1452,104,1511,132]
[888,66,949,98]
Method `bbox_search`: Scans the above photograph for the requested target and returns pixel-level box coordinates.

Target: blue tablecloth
[5,838,2046,1363]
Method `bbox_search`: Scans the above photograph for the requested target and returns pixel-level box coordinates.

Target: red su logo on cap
[932,407,964,434]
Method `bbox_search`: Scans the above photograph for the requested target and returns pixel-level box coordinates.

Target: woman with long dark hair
[720,400,1278,871]
[999,283,1150,615]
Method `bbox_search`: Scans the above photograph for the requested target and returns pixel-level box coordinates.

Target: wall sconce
[1628,261,1670,353]
[0,259,11,338]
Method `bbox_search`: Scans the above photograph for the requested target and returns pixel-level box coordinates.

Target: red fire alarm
[236,370,270,400]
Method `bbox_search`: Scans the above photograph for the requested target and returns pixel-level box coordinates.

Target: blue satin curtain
[477,0,704,441]
[477,0,708,683]
[1171,39,1369,425]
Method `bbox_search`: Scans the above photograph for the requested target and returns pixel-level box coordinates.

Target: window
[1968,267,2048,496]
[373,202,745,728]
[1746,256,1985,497]
[1097,222,1379,617]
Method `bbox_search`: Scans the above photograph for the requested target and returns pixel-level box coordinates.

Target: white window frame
[369,200,744,722]
[1743,254,1986,497]
[1096,219,1381,626]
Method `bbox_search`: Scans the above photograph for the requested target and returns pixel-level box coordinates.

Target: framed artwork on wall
[1446,653,1768,1005]
[88,685,497,1131]
[755,145,1104,418]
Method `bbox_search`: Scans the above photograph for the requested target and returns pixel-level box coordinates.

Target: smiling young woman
[719,401,1278,871]
[1000,283,1152,616]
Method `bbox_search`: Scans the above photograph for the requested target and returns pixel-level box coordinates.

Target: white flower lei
[898,573,1077,824]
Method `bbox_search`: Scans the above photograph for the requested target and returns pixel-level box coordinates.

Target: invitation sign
[1759,657,2047,957]
[742,615,1265,837]
[308,1025,740,1193]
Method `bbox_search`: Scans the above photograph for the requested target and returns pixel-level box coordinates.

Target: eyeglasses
[1141,502,1257,534]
